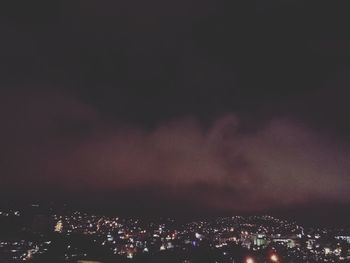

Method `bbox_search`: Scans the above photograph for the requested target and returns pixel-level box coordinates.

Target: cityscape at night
[1,0,350,262]
[1,204,350,262]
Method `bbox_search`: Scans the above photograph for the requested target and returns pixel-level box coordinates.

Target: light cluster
[1,208,350,262]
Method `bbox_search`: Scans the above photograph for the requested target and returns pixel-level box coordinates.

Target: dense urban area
[1,204,350,263]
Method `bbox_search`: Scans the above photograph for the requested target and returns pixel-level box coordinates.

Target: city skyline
[1,1,350,262]
[2,203,350,262]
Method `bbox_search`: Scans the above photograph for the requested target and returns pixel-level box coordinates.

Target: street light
[270,253,279,262]
[245,256,255,263]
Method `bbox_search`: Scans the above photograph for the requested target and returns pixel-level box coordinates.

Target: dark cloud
[1,0,350,221]
[1,89,349,215]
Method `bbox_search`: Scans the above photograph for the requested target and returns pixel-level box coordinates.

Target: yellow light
[246,257,255,263]
[270,254,279,262]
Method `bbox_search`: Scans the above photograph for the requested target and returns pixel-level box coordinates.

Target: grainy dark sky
[1,1,350,221]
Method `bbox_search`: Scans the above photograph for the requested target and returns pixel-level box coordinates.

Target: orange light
[270,254,279,262]
[246,257,255,263]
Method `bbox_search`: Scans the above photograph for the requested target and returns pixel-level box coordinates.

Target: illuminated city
[1,1,350,262]
[1,205,350,262]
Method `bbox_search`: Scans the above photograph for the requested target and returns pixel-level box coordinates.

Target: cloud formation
[1,88,349,214]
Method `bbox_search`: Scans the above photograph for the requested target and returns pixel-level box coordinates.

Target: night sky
[1,1,350,223]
